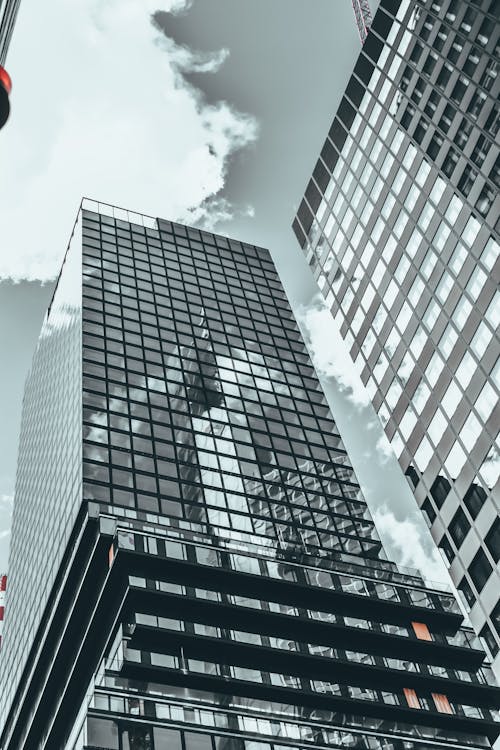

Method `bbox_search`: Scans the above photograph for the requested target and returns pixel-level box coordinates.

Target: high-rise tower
[293,0,499,676]
[1,199,499,749]
[0,574,6,649]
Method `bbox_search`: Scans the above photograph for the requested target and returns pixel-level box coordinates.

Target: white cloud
[375,432,396,464]
[0,494,13,516]
[0,0,258,281]
[0,495,13,565]
[297,296,370,408]
[372,505,449,585]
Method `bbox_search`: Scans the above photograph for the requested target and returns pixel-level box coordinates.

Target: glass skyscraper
[292,0,499,675]
[1,199,499,749]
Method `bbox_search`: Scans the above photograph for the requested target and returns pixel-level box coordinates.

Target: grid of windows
[0,220,83,726]
[293,0,500,672]
[80,210,380,559]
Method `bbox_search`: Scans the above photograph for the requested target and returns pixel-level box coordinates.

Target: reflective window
[481,238,499,271]
[442,381,462,418]
[486,293,500,330]
[456,353,476,389]
[422,248,438,279]
[426,352,445,387]
[439,324,458,357]
[413,382,431,414]
[436,272,454,304]
[452,298,472,332]
[471,323,493,359]
[449,243,468,275]
[476,382,497,422]
[445,442,467,479]
[466,267,487,301]
[460,413,482,452]
[428,409,447,447]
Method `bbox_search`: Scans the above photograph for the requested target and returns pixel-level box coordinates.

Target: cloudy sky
[0,0,449,584]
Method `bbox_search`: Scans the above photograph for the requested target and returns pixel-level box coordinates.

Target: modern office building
[292,0,499,677]
[0,574,6,649]
[1,199,499,750]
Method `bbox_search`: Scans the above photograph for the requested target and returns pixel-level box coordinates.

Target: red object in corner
[0,66,12,94]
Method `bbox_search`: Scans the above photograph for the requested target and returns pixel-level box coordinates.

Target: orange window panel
[432,693,453,714]
[404,688,421,709]
[108,544,115,568]
[412,621,432,641]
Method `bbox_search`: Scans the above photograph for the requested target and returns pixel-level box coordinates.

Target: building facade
[292,0,499,675]
[0,574,6,649]
[0,200,499,749]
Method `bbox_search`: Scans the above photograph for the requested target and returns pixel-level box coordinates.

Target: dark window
[471,135,491,167]
[485,104,499,138]
[480,622,499,657]
[485,518,500,563]
[371,8,393,38]
[401,65,414,92]
[430,476,450,507]
[447,38,464,64]
[478,17,495,46]
[425,90,441,118]
[489,155,500,189]
[433,25,448,53]
[445,0,459,21]
[449,508,470,547]
[439,534,454,563]
[458,576,476,608]
[410,42,424,64]
[450,76,469,104]
[454,117,473,149]
[363,32,384,65]
[468,90,487,119]
[476,183,494,216]
[411,77,427,103]
[402,104,416,129]
[427,132,444,159]
[463,483,486,518]
[436,63,452,89]
[460,7,477,34]
[440,103,457,131]
[420,15,434,41]
[405,465,420,488]
[423,51,438,77]
[463,46,480,76]
[469,549,492,592]
[458,164,478,196]
[442,147,459,178]
[414,118,428,144]
[422,497,437,524]
[297,199,313,235]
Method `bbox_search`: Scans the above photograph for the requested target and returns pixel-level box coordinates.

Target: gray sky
[0,0,449,584]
